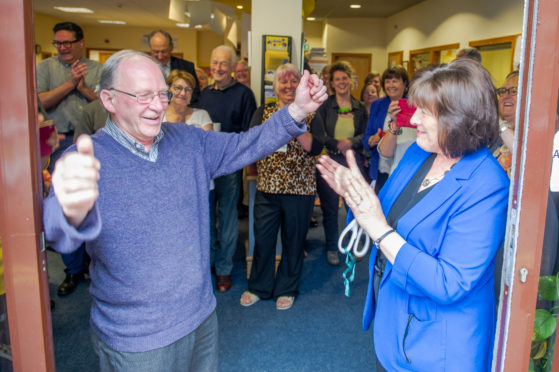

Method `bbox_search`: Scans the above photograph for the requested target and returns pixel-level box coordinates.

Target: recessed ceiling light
[194,25,203,29]
[210,13,215,19]
[306,17,316,21]
[185,12,191,17]
[349,4,362,9]
[98,20,126,24]
[54,6,94,13]
[176,23,190,28]
[236,5,243,9]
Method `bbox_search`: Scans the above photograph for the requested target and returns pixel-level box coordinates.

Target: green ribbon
[341,244,356,297]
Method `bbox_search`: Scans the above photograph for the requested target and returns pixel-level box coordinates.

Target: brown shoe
[216,275,232,292]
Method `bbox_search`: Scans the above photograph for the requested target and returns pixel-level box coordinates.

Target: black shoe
[309,217,318,228]
[327,251,340,266]
[57,273,85,296]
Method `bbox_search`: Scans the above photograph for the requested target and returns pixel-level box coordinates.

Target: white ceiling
[33,0,425,29]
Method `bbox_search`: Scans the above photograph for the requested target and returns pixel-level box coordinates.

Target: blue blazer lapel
[378,146,491,287]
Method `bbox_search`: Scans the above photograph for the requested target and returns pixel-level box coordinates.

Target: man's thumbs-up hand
[52,135,101,227]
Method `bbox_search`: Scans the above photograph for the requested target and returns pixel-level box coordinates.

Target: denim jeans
[211,171,241,275]
[91,311,218,372]
[62,243,89,275]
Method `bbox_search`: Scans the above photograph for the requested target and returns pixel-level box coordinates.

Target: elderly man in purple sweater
[43,50,327,371]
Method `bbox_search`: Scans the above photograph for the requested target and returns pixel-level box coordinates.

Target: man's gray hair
[100,50,163,90]
[211,45,237,69]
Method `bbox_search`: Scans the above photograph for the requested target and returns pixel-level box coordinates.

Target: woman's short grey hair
[409,58,499,158]
[99,50,163,90]
[211,45,237,69]
[273,63,301,96]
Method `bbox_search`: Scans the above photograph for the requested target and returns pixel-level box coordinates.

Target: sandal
[240,291,260,307]
[276,296,294,310]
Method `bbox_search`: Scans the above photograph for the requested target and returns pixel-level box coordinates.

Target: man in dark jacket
[149,29,200,104]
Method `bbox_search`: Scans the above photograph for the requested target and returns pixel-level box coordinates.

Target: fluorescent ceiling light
[236,5,243,9]
[54,6,94,13]
[306,17,316,21]
[98,20,126,24]
[195,25,203,29]
[349,4,362,9]
[177,23,190,28]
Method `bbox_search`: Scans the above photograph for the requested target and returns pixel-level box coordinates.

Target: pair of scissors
[337,211,371,296]
[338,218,370,259]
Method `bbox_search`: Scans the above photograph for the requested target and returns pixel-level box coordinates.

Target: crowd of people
[38,21,519,371]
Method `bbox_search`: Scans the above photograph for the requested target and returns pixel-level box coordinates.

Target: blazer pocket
[402,314,446,370]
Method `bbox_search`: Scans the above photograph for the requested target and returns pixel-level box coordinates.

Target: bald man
[43,50,327,370]
[149,29,200,103]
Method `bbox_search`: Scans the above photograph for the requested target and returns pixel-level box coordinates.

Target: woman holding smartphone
[362,66,410,191]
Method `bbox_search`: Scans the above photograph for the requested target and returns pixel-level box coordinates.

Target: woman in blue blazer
[362,66,409,191]
[317,59,509,371]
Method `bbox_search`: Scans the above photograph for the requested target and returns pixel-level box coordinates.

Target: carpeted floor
[48,206,377,371]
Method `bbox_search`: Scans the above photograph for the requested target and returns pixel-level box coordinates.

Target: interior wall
[302,0,523,75]
[34,0,525,77]
[303,20,324,49]
[34,13,63,55]
[385,0,524,65]
[322,17,387,74]
[251,0,303,104]
[33,13,218,67]
[197,30,228,67]
[82,25,198,63]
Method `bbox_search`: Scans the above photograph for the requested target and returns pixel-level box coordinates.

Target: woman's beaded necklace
[338,107,352,114]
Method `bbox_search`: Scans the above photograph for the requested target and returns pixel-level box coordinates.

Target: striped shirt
[102,118,164,162]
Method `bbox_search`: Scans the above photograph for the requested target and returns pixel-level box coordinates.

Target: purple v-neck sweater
[43,107,303,352]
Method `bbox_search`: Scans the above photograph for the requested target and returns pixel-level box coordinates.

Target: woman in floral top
[240,64,324,310]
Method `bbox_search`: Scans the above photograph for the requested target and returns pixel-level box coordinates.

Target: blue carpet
[48,207,377,371]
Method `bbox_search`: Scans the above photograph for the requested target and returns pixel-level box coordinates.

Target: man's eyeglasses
[496,87,518,97]
[171,85,193,94]
[52,40,81,48]
[110,88,172,104]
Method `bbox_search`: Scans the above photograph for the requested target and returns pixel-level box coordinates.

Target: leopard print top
[255,103,317,195]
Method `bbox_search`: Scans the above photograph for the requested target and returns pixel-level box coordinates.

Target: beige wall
[321,18,387,74]
[82,25,197,62]
[251,0,303,104]
[34,13,214,66]
[197,31,229,67]
[35,0,524,74]
[34,13,64,56]
[385,0,523,65]
[303,20,324,48]
[302,0,523,74]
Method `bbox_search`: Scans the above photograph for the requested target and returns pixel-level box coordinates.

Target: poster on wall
[261,35,292,105]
